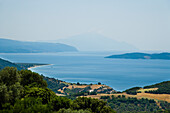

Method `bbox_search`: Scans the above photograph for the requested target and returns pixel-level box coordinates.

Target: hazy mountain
[56,33,138,51]
[0,38,78,53]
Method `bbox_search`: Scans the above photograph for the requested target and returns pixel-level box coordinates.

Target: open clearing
[58,84,113,94]
[137,88,158,93]
[83,92,170,103]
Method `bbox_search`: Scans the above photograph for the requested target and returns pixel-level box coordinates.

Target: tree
[51,96,71,111]
[0,67,23,108]
[13,97,51,113]
[77,82,80,85]
[20,70,47,88]
[0,67,20,86]
[24,87,56,104]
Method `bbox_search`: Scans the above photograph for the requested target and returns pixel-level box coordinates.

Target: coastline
[26,63,170,103]
[27,64,52,70]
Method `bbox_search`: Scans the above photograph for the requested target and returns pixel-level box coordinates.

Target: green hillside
[0,58,22,70]
[144,81,170,94]
[0,67,115,113]
[123,81,170,95]
[101,95,170,113]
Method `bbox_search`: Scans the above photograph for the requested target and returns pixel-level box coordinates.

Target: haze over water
[1,52,170,91]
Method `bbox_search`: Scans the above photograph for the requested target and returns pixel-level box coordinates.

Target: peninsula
[105,52,170,60]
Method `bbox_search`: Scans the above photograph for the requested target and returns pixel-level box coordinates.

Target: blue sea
[0,52,170,91]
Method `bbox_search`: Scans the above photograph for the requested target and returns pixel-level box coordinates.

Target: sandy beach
[27,64,52,70]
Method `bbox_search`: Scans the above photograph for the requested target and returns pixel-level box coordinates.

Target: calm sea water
[0,52,170,91]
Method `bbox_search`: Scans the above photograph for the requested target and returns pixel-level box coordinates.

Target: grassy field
[58,84,170,103]
[137,88,158,93]
[82,92,170,103]
[58,83,114,94]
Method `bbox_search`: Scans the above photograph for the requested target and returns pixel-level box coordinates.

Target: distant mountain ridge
[0,38,78,53]
[106,52,170,60]
[56,33,138,51]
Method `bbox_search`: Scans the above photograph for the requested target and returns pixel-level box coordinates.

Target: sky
[0,0,170,51]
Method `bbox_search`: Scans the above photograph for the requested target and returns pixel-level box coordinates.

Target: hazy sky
[0,0,170,51]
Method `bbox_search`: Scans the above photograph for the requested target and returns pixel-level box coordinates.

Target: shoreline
[26,64,170,103]
[28,64,169,92]
[27,64,52,70]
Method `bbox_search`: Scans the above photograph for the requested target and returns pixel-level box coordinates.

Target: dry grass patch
[57,83,115,96]
[66,85,88,89]
[138,88,158,93]
[83,92,170,103]
[58,89,64,93]
[58,84,109,92]
[56,93,66,96]
[90,85,105,90]
[136,93,170,102]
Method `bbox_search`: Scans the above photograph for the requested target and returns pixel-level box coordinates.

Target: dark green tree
[20,70,47,88]
[0,67,23,108]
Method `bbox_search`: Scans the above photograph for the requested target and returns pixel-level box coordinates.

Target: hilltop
[106,52,170,60]
[0,38,78,53]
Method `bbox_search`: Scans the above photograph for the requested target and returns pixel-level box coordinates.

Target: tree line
[100,95,170,113]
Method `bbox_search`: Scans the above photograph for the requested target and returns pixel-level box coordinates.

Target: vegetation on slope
[44,76,115,99]
[123,81,170,95]
[43,76,68,94]
[144,81,170,94]
[0,67,115,113]
[124,87,142,95]
[0,58,22,70]
[0,57,49,71]
[42,75,170,112]
[100,95,170,113]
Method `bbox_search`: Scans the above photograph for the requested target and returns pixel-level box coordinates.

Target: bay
[0,51,170,91]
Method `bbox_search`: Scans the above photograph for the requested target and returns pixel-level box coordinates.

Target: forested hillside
[100,95,170,113]
[0,67,115,113]
[144,81,170,94]
[0,58,22,70]
[43,76,68,94]
[124,81,170,94]
[0,58,47,71]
